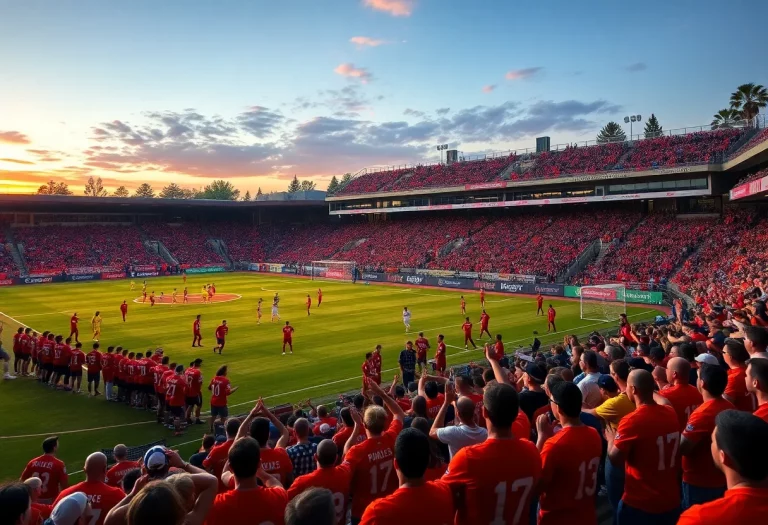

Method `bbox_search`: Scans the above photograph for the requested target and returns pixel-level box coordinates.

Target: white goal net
[580,284,626,322]
[310,260,357,282]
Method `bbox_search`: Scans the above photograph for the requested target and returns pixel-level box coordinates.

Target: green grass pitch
[0,273,662,482]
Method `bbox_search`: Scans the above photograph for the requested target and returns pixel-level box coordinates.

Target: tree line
[37,175,321,200]
[594,82,767,143]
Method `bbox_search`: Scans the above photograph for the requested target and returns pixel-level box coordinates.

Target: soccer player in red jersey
[460,295,466,314]
[211,282,216,296]
[151,356,170,419]
[655,357,703,431]
[165,364,188,435]
[51,335,70,388]
[535,381,602,525]
[119,300,128,322]
[114,348,127,402]
[434,334,446,374]
[101,346,115,400]
[282,320,295,355]
[68,343,85,394]
[677,410,768,525]
[158,360,176,424]
[21,436,69,503]
[361,352,376,387]
[443,350,542,525]
[206,437,288,525]
[69,313,79,343]
[606,369,682,524]
[86,343,102,397]
[343,379,406,523]
[536,292,544,316]
[746,358,768,422]
[479,310,491,339]
[209,365,238,432]
[306,293,312,316]
[723,339,756,412]
[547,304,557,333]
[414,332,430,373]
[184,358,204,426]
[461,317,476,349]
[53,452,123,525]
[139,350,156,409]
[192,314,202,347]
[105,444,139,487]
[183,286,189,303]
[288,440,352,525]
[213,319,228,354]
[317,287,322,306]
[371,345,382,385]
[142,290,147,303]
[679,364,732,509]
[492,333,505,361]
[360,428,454,525]
[12,326,23,375]
[149,291,155,306]
[479,288,485,307]
[40,333,55,384]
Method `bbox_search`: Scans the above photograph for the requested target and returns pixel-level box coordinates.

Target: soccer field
[0,273,662,482]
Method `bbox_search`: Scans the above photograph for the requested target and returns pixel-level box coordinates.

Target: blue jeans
[617,501,679,525]
[605,458,624,525]
[681,482,725,510]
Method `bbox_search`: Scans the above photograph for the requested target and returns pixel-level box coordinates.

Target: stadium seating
[729,126,768,158]
[618,128,743,170]
[525,143,626,179]
[0,240,16,279]
[387,156,514,192]
[213,222,265,263]
[734,167,768,186]
[335,168,411,196]
[13,225,160,274]
[140,222,226,267]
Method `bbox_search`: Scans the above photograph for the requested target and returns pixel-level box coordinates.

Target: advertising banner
[530,283,564,296]
[281,267,297,274]
[564,285,580,298]
[415,269,456,277]
[101,271,126,280]
[565,286,662,305]
[269,263,284,273]
[361,272,381,281]
[458,271,479,279]
[185,266,226,274]
[498,282,526,293]
[68,266,119,275]
[582,287,619,301]
[0,278,13,286]
[132,264,158,272]
[625,289,663,305]
[28,270,61,278]
[435,277,464,288]
[325,269,344,279]
[479,272,500,281]
[132,270,160,278]
[66,273,101,282]
[499,273,537,283]
[473,280,498,291]
[16,275,63,285]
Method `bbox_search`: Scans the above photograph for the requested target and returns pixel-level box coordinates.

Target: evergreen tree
[243,190,251,201]
[287,175,301,193]
[340,173,353,187]
[300,180,316,191]
[256,187,263,198]
[133,183,155,198]
[596,122,626,143]
[37,180,72,195]
[643,114,663,139]
[196,180,240,200]
[112,185,129,198]
[159,183,188,199]
[84,176,108,197]
[327,175,339,195]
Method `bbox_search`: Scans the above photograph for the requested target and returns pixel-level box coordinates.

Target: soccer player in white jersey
[403,306,412,332]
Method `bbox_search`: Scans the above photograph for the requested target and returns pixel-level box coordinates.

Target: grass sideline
[0,272,662,481]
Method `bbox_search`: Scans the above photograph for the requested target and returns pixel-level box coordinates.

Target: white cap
[695,353,720,366]
[319,423,331,434]
[50,492,88,525]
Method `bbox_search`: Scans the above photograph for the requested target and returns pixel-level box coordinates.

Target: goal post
[310,260,357,282]
[580,284,626,322]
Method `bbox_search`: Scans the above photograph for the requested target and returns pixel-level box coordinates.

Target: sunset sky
[1,0,765,196]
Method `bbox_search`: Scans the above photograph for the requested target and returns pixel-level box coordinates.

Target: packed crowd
[6,295,768,525]
[728,126,768,159]
[334,168,412,196]
[619,128,744,170]
[387,155,514,192]
[1,239,17,279]
[527,143,625,179]
[14,225,161,274]
[733,167,768,187]
[213,222,265,264]
[140,223,226,267]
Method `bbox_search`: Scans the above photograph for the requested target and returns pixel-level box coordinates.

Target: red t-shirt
[306,297,311,307]
[682,397,733,488]
[193,319,201,334]
[40,341,53,364]
[480,313,489,327]
[493,340,505,360]
[53,344,70,367]
[548,308,556,322]
[537,295,543,307]
[725,367,756,412]
[443,438,542,525]
[86,350,102,373]
[206,486,288,525]
[124,359,136,383]
[69,350,85,372]
[120,303,127,314]
[344,419,403,518]
[287,465,352,525]
[415,337,429,361]
[164,374,187,407]
[360,481,454,525]
[282,325,294,341]
[70,316,78,330]
[426,394,445,419]
[160,369,175,393]
[333,426,366,456]
[613,403,681,513]
[215,325,228,339]
[153,365,169,393]
[203,439,235,493]
[139,358,154,385]
[113,354,125,379]
[371,353,382,378]
[435,342,446,368]
[13,332,22,352]
[100,353,114,381]
[480,290,485,300]
[185,367,203,397]
[513,409,531,441]
[209,375,232,406]
[660,383,703,431]
[106,460,140,487]
[539,425,603,525]
[259,447,294,485]
[53,481,124,525]
[462,322,472,335]
[678,487,768,525]
[754,403,768,422]
[21,454,68,501]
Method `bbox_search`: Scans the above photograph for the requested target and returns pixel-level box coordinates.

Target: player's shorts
[44,362,54,373]
[87,372,100,383]
[20,353,31,362]
[70,369,82,378]
[55,365,68,377]
[283,338,292,344]
[194,331,201,338]
[211,405,229,419]
[0,347,9,361]
[435,362,446,372]
[186,394,203,407]
[156,393,165,408]
[216,337,225,345]
[417,356,427,366]
[168,405,184,418]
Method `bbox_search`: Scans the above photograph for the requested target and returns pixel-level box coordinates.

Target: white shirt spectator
[578,372,603,409]
[435,424,487,459]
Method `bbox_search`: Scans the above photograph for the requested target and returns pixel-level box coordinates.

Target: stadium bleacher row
[335,127,747,195]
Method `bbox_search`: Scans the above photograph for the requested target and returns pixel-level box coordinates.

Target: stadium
[3,3,768,524]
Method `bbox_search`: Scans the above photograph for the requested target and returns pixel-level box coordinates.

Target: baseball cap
[143,446,169,471]
[525,363,546,384]
[597,374,618,393]
[695,353,720,366]
[319,423,332,435]
[50,492,88,525]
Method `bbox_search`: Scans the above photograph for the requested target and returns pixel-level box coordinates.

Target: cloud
[26,149,68,162]
[625,62,647,72]
[505,67,544,81]
[334,63,373,83]
[404,108,426,118]
[495,99,623,138]
[237,106,284,138]
[0,131,31,144]
[0,158,34,165]
[350,36,388,48]
[482,85,496,93]
[436,108,451,116]
[362,0,414,17]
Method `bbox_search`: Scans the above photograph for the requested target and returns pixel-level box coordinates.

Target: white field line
[0,309,657,439]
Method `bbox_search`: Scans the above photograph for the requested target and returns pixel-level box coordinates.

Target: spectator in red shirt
[746,358,768,422]
[20,436,69,503]
[723,339,756,412]
[53,452,124,525]
[106,444,139,487]
[654,357,704,431]
[204,418,241,493]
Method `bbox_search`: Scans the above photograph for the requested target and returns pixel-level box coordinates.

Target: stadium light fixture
[436,143,449,163]
[624,115,642,140]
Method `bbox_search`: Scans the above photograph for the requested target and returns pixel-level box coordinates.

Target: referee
[399,341,417,387]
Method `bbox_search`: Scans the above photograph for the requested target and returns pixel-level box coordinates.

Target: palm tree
[729,83,768,121]
[711,109,742,129]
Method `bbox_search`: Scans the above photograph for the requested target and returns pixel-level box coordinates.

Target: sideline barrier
[564,285,663,305]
